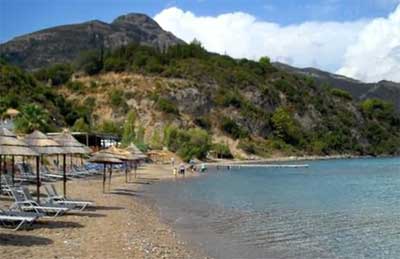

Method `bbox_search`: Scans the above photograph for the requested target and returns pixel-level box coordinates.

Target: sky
[1,0,400,82]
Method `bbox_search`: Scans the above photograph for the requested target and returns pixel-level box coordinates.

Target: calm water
[147,158,400,259]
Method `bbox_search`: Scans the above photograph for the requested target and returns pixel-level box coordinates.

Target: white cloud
[154,6,400,83]
[154,7,365,73]
[337,5,400,82]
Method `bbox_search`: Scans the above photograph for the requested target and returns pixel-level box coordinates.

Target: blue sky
[1,0,399,43]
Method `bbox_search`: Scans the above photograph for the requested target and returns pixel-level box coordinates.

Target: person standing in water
[179,163,185,176]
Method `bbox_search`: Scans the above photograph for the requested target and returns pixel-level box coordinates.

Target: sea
[146,157,400,259]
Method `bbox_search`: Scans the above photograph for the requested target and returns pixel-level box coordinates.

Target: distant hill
[0,13,184,70]
[273,63,400,113]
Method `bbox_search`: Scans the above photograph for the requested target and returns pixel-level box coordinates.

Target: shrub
[221,117,249,139]
[211,143,233,158]
[34,63,73,86]
[72,117,90,132]
[163,125,211,161]
[77,50,103,75]
[330,88,353,101]
[156,98,179,114]
[271,107,302,145]
[66,81,85,93]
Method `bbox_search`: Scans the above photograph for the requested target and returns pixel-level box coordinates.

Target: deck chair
[9,187,71,217]
[0,208,40,231]
[44,185,93,211]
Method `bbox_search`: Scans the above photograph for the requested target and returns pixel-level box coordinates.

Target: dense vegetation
[1,41,400,160]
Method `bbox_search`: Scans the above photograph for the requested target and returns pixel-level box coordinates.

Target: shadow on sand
[66,212,106,218]
[109,188,143,197]
[88,205,124,211]
[33,220,84,230]
[0,233,53,246]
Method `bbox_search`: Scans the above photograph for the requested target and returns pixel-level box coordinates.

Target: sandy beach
[0,163,205,259]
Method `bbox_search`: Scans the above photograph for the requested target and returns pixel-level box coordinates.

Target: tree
[271,107,301,145]
[259,56,271,66]
[77,50,103,75]
[14,104,50,133]
[72,117,90,132]
[121,111,136,147]
[150,128,163,150]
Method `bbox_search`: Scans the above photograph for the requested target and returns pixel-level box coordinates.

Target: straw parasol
[25,130,67,198]
[125,143,147,159]
[50,130,91,155]
[102,146,139,183]
[4,108,20,118]
[0,128,39,198]
[89,151,123,193]
[25,130,65,155]
[49,130,91,193]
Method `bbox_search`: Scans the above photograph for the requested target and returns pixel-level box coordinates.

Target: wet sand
[0,164,205,259]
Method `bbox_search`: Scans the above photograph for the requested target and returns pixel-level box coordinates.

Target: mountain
[0,14,399,159]
[0,13,184,70]
[273,63,400,113]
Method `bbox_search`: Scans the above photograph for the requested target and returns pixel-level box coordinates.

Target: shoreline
[0,163,207,259]
[204,154,381,166]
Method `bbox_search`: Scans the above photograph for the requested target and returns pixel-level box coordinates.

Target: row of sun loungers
[1,175,94,230]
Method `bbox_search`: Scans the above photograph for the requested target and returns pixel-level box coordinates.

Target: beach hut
[89,151,122,193]
[0,128,39,199]
[24,130,67,197]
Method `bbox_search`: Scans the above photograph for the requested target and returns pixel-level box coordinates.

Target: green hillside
[1,43,399,159]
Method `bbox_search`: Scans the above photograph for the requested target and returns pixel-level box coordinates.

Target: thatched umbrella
[125,144,146,178]
[50,131,91,155]
[0,128,38,199]
[25,130,67,197]
[89,151,122,193]
[50,131,90,165]
[102,146,138,183]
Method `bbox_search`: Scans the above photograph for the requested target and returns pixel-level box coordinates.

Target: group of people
[171,157,207,176]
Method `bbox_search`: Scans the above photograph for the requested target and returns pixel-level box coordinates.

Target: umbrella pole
[70,154,73,170]
[63,154,67,197]
[109,165,112,192]
[36,156,40,204]
[103,163,106,193]
[0,155,2,194]
[11,155,15,186]
[134,161,137,179]
[124,161,127,183]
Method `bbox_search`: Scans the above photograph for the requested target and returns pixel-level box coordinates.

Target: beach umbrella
[102,146,138,183]
[25,130,67,197]
[125,144,147,178]
[89,151,122,193]
[50,130,91,155]
[0,128,39,199]
[50,130,91,194]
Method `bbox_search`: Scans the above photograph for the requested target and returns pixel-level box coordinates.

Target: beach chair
[9,187,71,217]
[40,165,66,180]
[0,208,39,231]
[44,185,93,211]
[17,163,56,182]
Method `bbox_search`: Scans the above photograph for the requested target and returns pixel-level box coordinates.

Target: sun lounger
[44,185,93,211]
[0,208,40,231]
[9,187,71,217]
[17,163,57,182]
